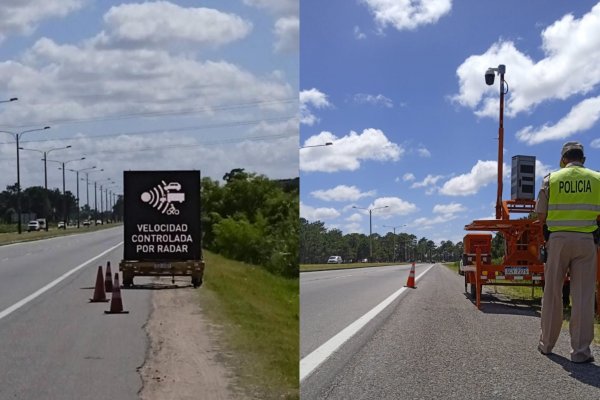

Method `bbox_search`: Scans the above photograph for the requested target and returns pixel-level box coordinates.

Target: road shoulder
[139,278,244,400]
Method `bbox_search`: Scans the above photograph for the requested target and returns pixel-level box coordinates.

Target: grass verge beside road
[198,251,298,399]
[301,261,405,272]
[0,223,121,246]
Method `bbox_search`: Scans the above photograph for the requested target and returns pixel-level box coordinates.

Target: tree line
[0,183,121,227]
[301,218,465,264]
[201,169,298,278]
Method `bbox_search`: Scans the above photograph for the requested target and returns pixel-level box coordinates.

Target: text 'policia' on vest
[547,165,600,233]
[558,179,592,193]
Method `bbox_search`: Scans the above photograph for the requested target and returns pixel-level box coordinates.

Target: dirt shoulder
[139,278,245,400]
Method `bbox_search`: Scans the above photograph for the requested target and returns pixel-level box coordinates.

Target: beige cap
[561,141,584,157]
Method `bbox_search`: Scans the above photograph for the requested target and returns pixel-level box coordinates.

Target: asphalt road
[300,263,432,359]
[301,264,600,399]
[0,227,153,400]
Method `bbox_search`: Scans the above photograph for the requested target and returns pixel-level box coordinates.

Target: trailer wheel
[192,276,203,288]
[123,274,134,288]
[469,282,477,300]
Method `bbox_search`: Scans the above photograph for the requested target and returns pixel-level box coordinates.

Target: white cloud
[439,160,508,196]
[433,202,466,215]
[300,202,340,221]
[311,185,376,202]
[363,197,418,219]
[591,138,600,149]
[453,2,600,129]
[94,2,252,49]
[412,214,456,228]
[354,26,367,40]
[516,96,600,145]
[411,174,443,188]
[300,128,403,172]
[403,172,415,181]
[352,93,393,108]
[243,0,298,16]
[0,0,83,42]
[274,16,298,53]
[0,3,297,189]
[362,0,452,31]
[346,213,363,223]
[417,147,431,157]
[0,4,293,128]
[300,88,332,125]
[1,131,298,192]
[535,159,554,181]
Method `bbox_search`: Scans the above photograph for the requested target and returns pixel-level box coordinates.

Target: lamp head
[485,68,495,85]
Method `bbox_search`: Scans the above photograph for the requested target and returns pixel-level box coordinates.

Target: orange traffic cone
[104,261,113,293]
[405,263,416,289]
[105,273,129,314]
[90,265,109,302]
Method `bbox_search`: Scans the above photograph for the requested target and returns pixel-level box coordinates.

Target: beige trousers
[539,232,597,362]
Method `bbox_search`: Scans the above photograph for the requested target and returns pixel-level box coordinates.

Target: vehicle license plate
[154,263,172,269]
[505,267,529,275]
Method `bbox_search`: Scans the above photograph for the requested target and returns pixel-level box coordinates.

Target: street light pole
[94,182,97,221]
[83,169,103,208]
[353,205,389,261]
[95,178,113,224]
[50,157,85,228]
[100,185,103,222]
[0,126,50,234]
[20,145,70,231]
[61,162,66,227]
[68,166,95,228]
[383,224,407,262]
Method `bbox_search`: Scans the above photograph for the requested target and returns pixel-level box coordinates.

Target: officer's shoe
[572,356,595,364]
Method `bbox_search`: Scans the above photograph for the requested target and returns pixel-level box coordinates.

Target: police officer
[535,141,600,363]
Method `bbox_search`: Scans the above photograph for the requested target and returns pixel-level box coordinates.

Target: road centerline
[300,264,436,382]
[0,241,123,322]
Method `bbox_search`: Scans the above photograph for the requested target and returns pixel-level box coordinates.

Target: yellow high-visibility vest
[547,166,600,232]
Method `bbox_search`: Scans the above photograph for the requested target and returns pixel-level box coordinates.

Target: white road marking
[300,264,436,382]
[0,241,123,322]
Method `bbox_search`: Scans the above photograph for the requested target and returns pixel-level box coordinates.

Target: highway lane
[301,264,600,399]
[300,263,433,359]
[0,227,153,400]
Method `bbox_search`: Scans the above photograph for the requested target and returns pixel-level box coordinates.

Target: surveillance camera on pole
[485,64,508,219]
[485,64,505,86]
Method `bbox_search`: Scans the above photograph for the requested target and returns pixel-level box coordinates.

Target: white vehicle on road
[327,256,343,264]
[27,221,40,232]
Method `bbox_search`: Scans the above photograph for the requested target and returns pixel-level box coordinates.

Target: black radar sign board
[123,170,201,261]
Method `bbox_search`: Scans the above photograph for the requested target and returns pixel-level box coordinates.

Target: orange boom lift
[460,65,600,313]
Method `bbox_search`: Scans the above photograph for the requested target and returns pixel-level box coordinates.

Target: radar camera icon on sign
[140,180,185,215]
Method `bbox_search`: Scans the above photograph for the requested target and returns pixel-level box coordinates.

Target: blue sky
[300,0,600,245]
[0,0,298,204]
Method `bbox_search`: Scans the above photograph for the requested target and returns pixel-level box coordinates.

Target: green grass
[198,251,298,399]
[0,223,122,246]
[300,261,406,272]
[444,261,459,273]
